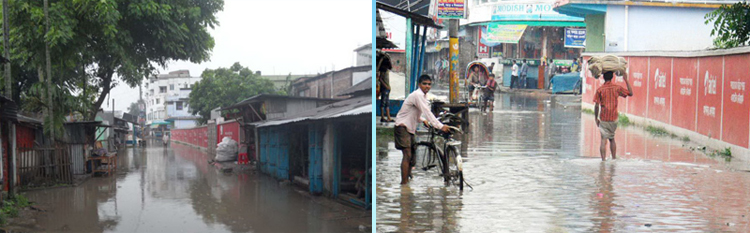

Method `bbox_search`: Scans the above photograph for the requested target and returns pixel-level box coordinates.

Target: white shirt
[512,64,519,76]
[395,89,445,134]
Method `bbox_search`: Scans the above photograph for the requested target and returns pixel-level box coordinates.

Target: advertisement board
[696,56,723,139]
[647,57,672,124]
[437,0,465,19]
[484,24,527,44]
[721,54,750,147]
[671,58,699,131]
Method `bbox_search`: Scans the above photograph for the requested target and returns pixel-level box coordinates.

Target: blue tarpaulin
[551,72,581,93]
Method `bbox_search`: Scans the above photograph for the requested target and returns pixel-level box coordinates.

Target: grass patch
[581,108,594,115]
[681,136,691,142]
[645,125,670,137]
[377,127,394,142]
[618,114,631,126]
[0,194,32,225]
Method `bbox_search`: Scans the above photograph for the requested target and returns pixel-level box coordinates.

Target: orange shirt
[593,81,630,122]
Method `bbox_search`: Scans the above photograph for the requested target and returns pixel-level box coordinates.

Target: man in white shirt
[394,74,449,185]
[511,60,519,89]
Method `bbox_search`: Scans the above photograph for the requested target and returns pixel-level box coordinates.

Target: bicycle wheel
[414,142,442,174]
[445,146,463,190]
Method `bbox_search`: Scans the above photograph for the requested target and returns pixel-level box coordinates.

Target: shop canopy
[470,21,585,27]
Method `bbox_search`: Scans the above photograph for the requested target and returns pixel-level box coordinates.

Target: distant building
[144,70,201,128]
[261,74,315,91]
[354,43,372,67]
[290,65,371,99]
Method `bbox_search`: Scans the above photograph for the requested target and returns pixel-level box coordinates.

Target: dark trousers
[510,75,519,89]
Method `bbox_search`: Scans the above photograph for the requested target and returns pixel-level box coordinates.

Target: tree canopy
[2,0,223,138]
[189,62,280,124]
[705,2,750,49]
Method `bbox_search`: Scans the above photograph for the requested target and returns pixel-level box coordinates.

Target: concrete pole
[448,19,459,103]
[405,18,413,95]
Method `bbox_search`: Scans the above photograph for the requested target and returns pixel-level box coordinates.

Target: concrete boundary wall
[171,126,209,149]
[581,48,750,161]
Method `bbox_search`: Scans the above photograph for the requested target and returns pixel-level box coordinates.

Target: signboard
[477,26,489,58]
[492,4,584,21]
[437,0,465,19]
[564,28,586,48]
[484,24,527,44]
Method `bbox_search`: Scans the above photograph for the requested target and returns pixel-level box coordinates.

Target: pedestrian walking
[378,51,394,122]
[520,59,529,89]
[394,74,449,185]
[594,71,633,161]
[511,60,519,89]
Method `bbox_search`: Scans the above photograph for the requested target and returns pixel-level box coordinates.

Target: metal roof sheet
[257,96,371,128]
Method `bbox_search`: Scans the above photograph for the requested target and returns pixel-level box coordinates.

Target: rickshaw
[463,61,491,108]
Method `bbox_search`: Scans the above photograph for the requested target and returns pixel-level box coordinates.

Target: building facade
[144,70,202,128]
[290,65,371,99]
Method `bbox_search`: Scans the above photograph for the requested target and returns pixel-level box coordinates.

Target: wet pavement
[377,91,750,232]
[10,143,369,232]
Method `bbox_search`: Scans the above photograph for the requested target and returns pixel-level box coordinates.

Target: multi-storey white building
[144,70,202,128]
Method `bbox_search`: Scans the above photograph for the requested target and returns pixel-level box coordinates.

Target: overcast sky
[108,0,372,112]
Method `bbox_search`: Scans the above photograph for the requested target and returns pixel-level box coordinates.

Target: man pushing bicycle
[394,74,449,185]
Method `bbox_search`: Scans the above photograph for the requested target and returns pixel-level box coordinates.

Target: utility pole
[448,19,459,103]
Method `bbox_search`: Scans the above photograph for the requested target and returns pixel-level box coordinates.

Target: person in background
[483,74,497,112]
[594,71,633,161]
[511,60,519,89]
[378,51,394,122]
[520,59,529,89]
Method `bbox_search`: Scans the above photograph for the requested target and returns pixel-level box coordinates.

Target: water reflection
[18,143,366,232]
[377,92,750,232]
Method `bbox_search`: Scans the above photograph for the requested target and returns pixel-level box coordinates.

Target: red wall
[583,52,750,149]
[171,126,208,148]
[671,58,699,131]
[697,56,723,140]
[217,121,241,145]
[647,57,672,124]
[721,54,750,148]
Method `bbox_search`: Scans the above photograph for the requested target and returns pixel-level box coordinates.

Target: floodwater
[12,143,369,233]
[377,91,750,232]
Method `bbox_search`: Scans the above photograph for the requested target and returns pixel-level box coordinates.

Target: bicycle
[413,111,469,190]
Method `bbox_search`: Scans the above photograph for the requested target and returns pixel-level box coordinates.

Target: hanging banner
[484,24,527,44]
[437,0,465,19]
[477,26,489,58]
[564,28,586,48]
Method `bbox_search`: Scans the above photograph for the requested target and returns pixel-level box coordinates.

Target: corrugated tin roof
[337,76,372,97]
[222,94,338,110]
[257,95,371,128]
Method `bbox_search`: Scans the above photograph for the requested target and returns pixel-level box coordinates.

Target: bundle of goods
[587,55,627,78]
[215,137,238,162]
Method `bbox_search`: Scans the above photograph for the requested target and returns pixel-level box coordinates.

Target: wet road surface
[377,91,750,232]
[13,143,369,232]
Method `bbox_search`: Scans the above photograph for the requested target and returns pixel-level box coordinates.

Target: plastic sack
[215,137,238,162]
[588,55,627,79]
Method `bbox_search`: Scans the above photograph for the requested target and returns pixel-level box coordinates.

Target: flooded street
[12,143,369,232]
[377,91,750,232]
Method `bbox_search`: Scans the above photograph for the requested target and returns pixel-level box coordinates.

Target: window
[160,86,167,93]
[170,84,174,90]
[176,101,183,110]
[150,89,154,95]
[156,99,160,104]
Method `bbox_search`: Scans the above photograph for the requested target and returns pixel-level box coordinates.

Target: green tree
[189,62,279,124]
[706,2,750,48]
[127,100,145,117]
[2,0,223,140]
